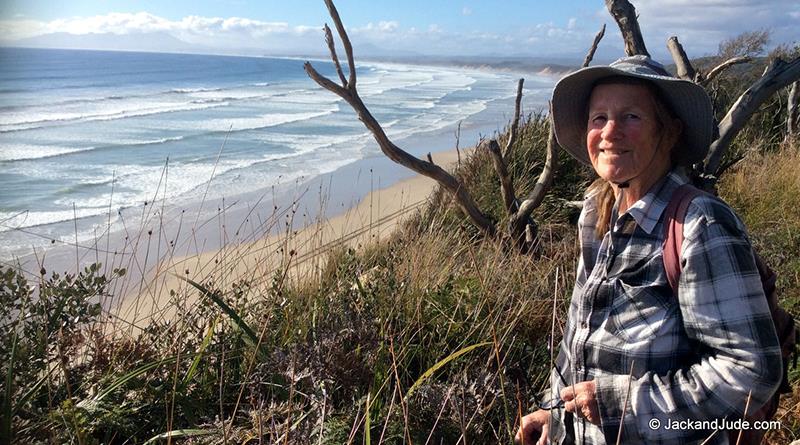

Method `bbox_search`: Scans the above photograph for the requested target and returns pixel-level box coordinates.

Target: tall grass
[2,99,798,443]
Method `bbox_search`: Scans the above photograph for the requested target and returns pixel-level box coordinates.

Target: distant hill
[7,31,205,54]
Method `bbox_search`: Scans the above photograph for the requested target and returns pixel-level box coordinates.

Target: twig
[583,24,606,68]
[486,139,517,216]
[702,56,752,85]
[503,78,524,161]
[547,267,560,445]
[615,360,635,445]
[735,389,753,445]
[323,24,348,87]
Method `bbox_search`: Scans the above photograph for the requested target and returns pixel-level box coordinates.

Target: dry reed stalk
[614,360,635,445]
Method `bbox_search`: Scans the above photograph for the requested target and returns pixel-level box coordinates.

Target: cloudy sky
[0,0,797,61]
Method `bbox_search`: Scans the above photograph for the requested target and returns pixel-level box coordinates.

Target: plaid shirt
[545,170,782,444]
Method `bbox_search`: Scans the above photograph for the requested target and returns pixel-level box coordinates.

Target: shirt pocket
[604,278,671,344]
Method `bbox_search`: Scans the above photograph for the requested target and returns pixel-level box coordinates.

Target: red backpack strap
[663,184,705,294]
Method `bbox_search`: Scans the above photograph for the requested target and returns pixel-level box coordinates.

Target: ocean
[0,47,555,265]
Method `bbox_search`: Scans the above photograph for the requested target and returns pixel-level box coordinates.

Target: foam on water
[0,143,96,162]
[0,48,555,261]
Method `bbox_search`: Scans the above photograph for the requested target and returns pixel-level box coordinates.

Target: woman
[516,56,782,444]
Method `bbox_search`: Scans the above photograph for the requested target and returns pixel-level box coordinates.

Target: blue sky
[1,0,797,60]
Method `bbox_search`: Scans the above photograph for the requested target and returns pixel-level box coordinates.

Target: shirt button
[581,322,588,329]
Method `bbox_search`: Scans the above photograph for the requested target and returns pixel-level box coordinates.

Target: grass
[2,88,799,443]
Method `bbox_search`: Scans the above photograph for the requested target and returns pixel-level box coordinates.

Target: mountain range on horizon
[1,31,588,70]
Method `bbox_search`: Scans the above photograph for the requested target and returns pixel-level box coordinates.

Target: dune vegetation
[2,36,800,445]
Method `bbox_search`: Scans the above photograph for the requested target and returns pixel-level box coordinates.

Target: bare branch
[512,123,559,235]
[667,36,697,81]
[789,81,800,138]
[503,78,524,160]
[304,62,349,98]
[306,0,497,237]
[701,56,752,85]
[323,0,356,89]
[485,139,517,216]
[705,56,800,175]
[426,152,434,164]
[324,24,348,87]
[605,0,650,57]
[583,24,606,68]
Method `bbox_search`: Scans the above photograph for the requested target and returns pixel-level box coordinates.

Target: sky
[0,0,797,61]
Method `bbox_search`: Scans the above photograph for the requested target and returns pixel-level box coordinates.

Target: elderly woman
[516,56,782,444]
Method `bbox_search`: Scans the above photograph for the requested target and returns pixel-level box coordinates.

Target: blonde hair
[589,178,616,239]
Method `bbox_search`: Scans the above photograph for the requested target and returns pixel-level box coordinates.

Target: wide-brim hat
[551,55,714,167]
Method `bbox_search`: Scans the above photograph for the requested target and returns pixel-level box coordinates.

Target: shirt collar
[614,169,689,235]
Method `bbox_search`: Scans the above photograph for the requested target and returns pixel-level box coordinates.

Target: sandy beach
[113,148,470,330]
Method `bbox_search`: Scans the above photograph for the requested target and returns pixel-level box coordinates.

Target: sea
[0,47,555,268]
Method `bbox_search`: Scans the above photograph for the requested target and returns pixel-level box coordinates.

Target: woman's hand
[515,409,551,445]
[561,381,601,425]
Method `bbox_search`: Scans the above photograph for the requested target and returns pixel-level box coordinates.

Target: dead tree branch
[702,56,752,85]
[705,56,800,175]
[667,36,697,81]
[503,79,524,161]
[788,81,799,138]
[305,0,496,237]
[605,0,650,57]
[583,24,607,68]
[506,23,601,248]
[324,0,355,88]
[323,24,348,87]
[510,122,558,244]
[486,139,517,216]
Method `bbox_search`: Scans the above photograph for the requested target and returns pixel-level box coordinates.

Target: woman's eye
[624,113,640,120]
[590,115,607,125]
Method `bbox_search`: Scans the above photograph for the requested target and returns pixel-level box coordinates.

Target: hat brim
[551,65,714,167]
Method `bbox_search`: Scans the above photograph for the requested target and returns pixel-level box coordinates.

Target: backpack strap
[663,183,706,294]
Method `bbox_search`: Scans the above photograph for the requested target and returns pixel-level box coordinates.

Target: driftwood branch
[486,139,517,216]
[323,0,355,89]
[583,24,606,68]
[323,24,348,87]
[788,81,799,137]
[503,78,524,161]
[305,0,496,236]
[667,36,697,81]
[702,56,752,86]
[605,0,650,57]
[705,56,800,175]
[510,117,559,245]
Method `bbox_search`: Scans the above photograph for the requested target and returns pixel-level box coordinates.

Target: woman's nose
[601,119,622,141]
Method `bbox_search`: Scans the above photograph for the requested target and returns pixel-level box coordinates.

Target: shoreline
[112,147,471,330]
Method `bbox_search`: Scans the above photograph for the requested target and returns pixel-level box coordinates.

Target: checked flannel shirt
[544,170,782,444]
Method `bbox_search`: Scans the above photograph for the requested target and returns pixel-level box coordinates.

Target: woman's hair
[586,76,686,239]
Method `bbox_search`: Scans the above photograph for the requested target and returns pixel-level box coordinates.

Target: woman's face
[586,83,675,189]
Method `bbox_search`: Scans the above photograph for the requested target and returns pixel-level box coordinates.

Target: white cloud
[568,17,577,30]
[353,21,399,33]
[2,3,794,59]
[2,12,307,40]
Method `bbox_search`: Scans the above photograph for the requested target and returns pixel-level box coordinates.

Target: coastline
[112,147,471,330]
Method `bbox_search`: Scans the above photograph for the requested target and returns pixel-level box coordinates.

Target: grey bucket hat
[551,55,714,167]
